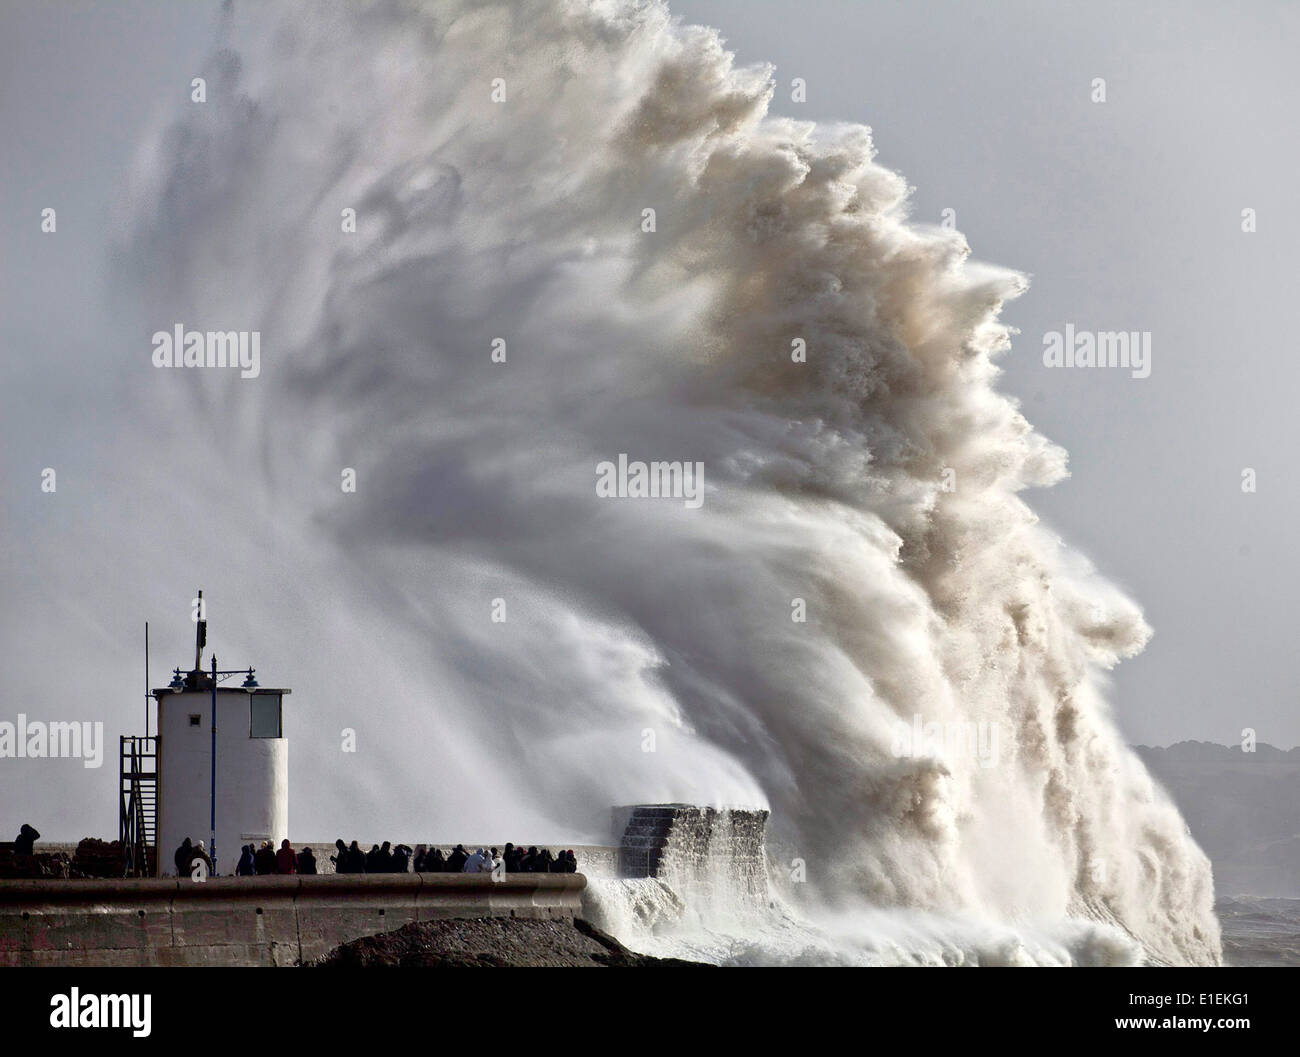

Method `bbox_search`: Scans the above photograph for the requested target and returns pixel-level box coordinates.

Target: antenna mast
[194,588,207,672]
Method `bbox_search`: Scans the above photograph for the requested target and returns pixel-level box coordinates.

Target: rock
[310,916,711,968]
[70,838,128,878]
[0,851,69,879]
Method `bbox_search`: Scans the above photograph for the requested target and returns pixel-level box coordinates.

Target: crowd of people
[236,839,317,876]
[170,837,316,876]
[12,819,581,879]
[170,836,579,876]
[331,840,579,875]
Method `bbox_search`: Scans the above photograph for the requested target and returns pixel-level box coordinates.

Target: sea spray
[104,0,1220,964]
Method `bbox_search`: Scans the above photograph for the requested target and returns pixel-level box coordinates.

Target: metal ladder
[119,735,158,876]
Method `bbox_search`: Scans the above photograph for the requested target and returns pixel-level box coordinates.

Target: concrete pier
[0,872,586,967]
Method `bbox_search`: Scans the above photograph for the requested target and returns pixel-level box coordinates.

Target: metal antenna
[194,588,207,672]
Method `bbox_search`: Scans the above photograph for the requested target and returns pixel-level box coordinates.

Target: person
[173,837,193,876]
[254,840,277,875]
[462,847,486,873]
[564,850,579,873]
[298,847,317,875]
[346,840,366,873]
[365,844,383,873]
[190,840,213,875]
[485,847,501,875]
[424,847,446,873]
[391,844,412,873]
[276,838,297,875]
[236,844,256,876]
[445,844,468,872]
[377,841,394,873]
[330,838,349,873]
[534,847,554,873]
[413,845,427,872]
[502,843,520,873]
[13,824,40,855]
[518,846,537,872]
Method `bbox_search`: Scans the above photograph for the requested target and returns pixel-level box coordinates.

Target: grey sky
[1,1,1297,843]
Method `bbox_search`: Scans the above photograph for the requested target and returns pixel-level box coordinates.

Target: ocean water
[587,883,1300,967]
[583,813,1292,966]
[1217,896,1300,967]
[584,813,1148,967]
[586,878,1147,966]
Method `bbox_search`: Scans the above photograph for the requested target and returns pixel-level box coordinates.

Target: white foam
[98,0,1220,965]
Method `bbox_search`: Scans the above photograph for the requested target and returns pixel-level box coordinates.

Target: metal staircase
[119,735,157,876]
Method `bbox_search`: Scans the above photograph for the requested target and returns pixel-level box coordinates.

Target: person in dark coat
[254,840,277,875]
[534,847,554,873]
[173,837,193,876]
[190,840,213,876]
[298,847,317,875]
[236,845,256,876]
[445,844,468,872]
[391,844,412,873]
[346,840,366,873]
[14,824,40,855]
[330,838,348,873]
[377,841,395,873]
[424,847,446,872]
[275,839,297,875]
[503,843,519,873]
[413,845,427,872]
[518,846,537,872]
[365,844,383,873]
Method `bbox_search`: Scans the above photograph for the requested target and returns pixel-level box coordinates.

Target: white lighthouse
[146,596,292,876]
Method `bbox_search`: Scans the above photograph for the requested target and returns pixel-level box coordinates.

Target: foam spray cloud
[110,0,1218,964]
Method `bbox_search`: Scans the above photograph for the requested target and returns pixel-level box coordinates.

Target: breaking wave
[103,0,1218,964]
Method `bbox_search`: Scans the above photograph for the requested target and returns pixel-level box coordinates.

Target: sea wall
[0,872,585,967]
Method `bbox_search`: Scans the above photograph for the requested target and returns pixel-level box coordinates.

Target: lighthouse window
[250,695,282,738]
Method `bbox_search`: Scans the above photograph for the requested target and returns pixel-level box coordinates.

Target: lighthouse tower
[148,596,292,876]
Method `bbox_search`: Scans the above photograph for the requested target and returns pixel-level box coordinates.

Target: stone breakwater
[0,872,585,967]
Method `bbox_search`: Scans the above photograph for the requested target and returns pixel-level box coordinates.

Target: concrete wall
[0,872,585,967]
[155,687,288,877]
